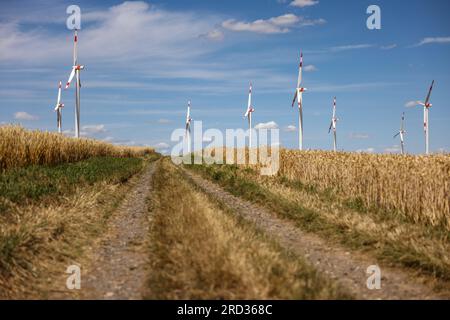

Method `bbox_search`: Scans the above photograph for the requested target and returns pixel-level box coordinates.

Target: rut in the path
[182,168,445,300]
[79,162,157,300]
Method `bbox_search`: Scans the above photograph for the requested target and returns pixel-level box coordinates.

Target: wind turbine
[328,97,338,152]
[65,29,85,138]
[54,81,64,134]
[393,112,406,155]
[416,80,434,155]
[292,52,307,150]
[185,100,192,153]
[244,82,255,149]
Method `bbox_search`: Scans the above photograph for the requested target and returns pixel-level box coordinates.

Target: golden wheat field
[276,150,450,230]
[200,147,450,231]
[0,125,153,171]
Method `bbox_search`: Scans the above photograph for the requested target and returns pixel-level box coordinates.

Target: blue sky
[0,0,449,154]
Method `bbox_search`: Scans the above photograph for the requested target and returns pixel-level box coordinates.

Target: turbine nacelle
[244,107,255,118]
[417,101,432,108]
[65,65,85,89]
[54,103,64,111]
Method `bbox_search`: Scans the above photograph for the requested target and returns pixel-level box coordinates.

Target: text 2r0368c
[221,304,272,315]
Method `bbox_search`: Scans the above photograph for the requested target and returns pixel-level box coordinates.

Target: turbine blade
[65,68,76,89]
[291,91,297,107]
[73,30,78,65]
[297,52,303,87]
[57,81,62,104]
[248,83,252,110]
[424,80,434,105]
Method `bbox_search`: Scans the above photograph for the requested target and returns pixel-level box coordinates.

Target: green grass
[186,164,450,284]
[0,157,144,213]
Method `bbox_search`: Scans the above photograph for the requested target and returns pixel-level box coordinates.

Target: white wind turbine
[54,81,64,134]
[185,100,192,153]
[393,112,406,155]
[244,82,255,149]
[416,80,434,155]
[65,29,85,138]
[292,52,307,150]
[328,97,338,152]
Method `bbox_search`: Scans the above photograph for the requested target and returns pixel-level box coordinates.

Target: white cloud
[284,125,297,132]
[349,133,369,140]
[304,65,317,72]
[63,124,107,138]
[290,0,319,7]
[102,136,115,142]
[331,44,374,52]
[415,37,450,46]
[103,137,149,147]
[384,145,401,153]
[200,29,224,41]
[155,142,170,149]
[381,44,397,50]
[255,121,279,130]
[82,124,107,134]
[0,1,220,65]
[405,101,418,108]
[356,147,375,153]
[14,111,38,121]
[222,14,324,34]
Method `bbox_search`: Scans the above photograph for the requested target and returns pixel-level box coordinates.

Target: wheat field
[276,150,450,231]
[0,125,153,171]
[198,147,449,231]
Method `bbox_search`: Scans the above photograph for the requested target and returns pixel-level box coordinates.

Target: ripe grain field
[186,148,450,296]
[1,127,449,299]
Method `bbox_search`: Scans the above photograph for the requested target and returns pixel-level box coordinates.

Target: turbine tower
[244,83,255,149]
[393,112,406,155]
[292,52,307,150]
[54,81,64,134]
[416,80,434,155]
[185,100,192,154]
[328,97,338,152]
[65,29,85,138]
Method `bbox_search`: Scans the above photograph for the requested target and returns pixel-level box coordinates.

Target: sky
[0,0,449,154]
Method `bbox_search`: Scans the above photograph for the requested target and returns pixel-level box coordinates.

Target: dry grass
[0,182,129,298]
[0,125,154,171]
[146,158,349,300]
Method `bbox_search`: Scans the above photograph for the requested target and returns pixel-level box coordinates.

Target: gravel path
[78,162,157,300]
[182,168,444,300]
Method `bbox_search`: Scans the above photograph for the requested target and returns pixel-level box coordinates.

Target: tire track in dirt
[182,167,444,300]
[76,161,157,300]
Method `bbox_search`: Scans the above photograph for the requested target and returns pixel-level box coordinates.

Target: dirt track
[182,167,444,300]
[46,160,444,300]
[78,162,156,299]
